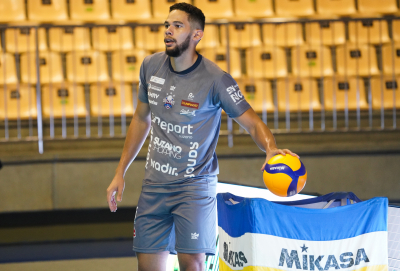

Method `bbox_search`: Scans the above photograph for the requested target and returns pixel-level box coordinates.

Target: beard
[165,34,191,57]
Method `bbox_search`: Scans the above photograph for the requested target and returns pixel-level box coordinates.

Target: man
[107,3,297,271]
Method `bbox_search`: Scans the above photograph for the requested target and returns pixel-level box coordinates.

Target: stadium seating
[321,76,369,110]
[0,85,37,119]
[381,44,400,75]
[4,26,47,52]
[369,76,400,109]
[0,53,18,84]
[357,0,398,14]
[90,82,134,116]
[111,0,151,21]
[275,0,315,17]
[196,24,220,50]
[27,0,68,22]
[236,78,275,112]
[348,19,390,44]
[48,24,91,52]
[245,46,288,79]
[200,47,242,78]
[111,50,147,82]
[0,0,26,22]
[152,0,190,19]
[20,51,63,84]
[193,0,233,19]
[92,25,134,51]
[41,83,87,118]
[262,23,304,47]
[315,0,357,16]
[135,25,165,51]
[292,45,334,78]
[233,0,273,18]
[305,21,346,46]
[221,23,262,48]
[66,51,109,83]
[392,19,400,42]
[70,0,110,21]
[336,44,379,76]
[276,77,321,112]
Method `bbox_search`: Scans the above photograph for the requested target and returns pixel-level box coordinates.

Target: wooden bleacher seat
[20,51,63,84]
[275,0,315,17]
[392,20,400,43]
[236,78,275,113]
[135,25,165,51]
[292,45,334,78]
[92,25,134,51]
[262,23,304,47]
[196,24,220,50]
[111,50,147,82]
[221,23,262,48]
[111,0,151,21]
[276,77,321,112]
[369,76,400,109]
[305,21,346,46]
[381,44,400,75]
[322,76,368,110]
[233,0,273,18]
[315,0,356,16]
[0,85,37,120]
[48,24,91,52]
[200,47,242,79]
[152,0,189,20]
[357,0,398,14]
[5,26,47,52]
[348,19,390,44]
[0,0,26,22]
[27,0,68,22]
[336,44,379,77]
[90,82,134,117]
[42,83,87,118]
[245,46,287,79]
[0,53,17,84]
[66,51,109,83]
[193,0,233,19]
[70,0,110,22]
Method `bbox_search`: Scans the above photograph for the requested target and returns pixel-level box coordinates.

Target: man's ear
[193,29,204,43]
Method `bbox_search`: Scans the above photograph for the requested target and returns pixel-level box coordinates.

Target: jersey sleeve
[212,73,251,118]
[137,60,148,103]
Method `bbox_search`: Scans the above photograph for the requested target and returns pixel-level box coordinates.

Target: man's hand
[107,174,125,212]
[260,149,299,171]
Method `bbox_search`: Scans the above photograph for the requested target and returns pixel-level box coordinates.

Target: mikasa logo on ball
[270,166,285,171]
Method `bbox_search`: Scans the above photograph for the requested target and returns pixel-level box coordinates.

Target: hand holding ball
[263,154,307,197]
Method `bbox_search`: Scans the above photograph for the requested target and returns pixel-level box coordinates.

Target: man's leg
[137,251,170,271]
[178,252,205,271]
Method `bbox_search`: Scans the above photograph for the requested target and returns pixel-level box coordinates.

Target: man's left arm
[234,108,299,171]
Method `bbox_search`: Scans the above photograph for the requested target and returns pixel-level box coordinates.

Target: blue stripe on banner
[217,193,387,240]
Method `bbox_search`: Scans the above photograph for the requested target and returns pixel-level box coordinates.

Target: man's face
[164,10,194,57]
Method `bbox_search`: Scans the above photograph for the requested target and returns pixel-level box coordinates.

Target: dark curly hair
[169,3,205,30]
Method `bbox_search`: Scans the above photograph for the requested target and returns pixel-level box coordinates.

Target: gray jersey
[138,52,250,194]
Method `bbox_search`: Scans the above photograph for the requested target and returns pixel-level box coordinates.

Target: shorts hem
[133,246,177,255]
[175,247,216,256]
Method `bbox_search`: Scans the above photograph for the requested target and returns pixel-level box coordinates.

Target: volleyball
[263,154,307,197]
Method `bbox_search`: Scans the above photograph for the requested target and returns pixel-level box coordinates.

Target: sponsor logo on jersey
[188,93,194,100]
[148,83,162,92]
[152,116,193,135]
[226,84,244,105]
[150,159,178,176]
[150,76,165,85]
[181,100,199,109]
[223,241,248,268]
[184,141,199,178]
[149,100,158,105]
[163,93,175,109]
[180,109,196,116]
[148,92,159,99]
[191,232,199,240]
[279,247,370,270]
[153,136,182,159]
[170,85,176,91]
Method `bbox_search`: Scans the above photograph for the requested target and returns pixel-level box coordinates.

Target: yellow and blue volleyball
[263,154,307,197]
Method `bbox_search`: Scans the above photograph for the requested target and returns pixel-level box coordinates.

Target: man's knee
[178,253,205,271]
[137,251,170,271]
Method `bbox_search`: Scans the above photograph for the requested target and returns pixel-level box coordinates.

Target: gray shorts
[132,190,217,255]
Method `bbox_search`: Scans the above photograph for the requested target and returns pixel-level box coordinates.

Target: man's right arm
[107,99,151,212]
